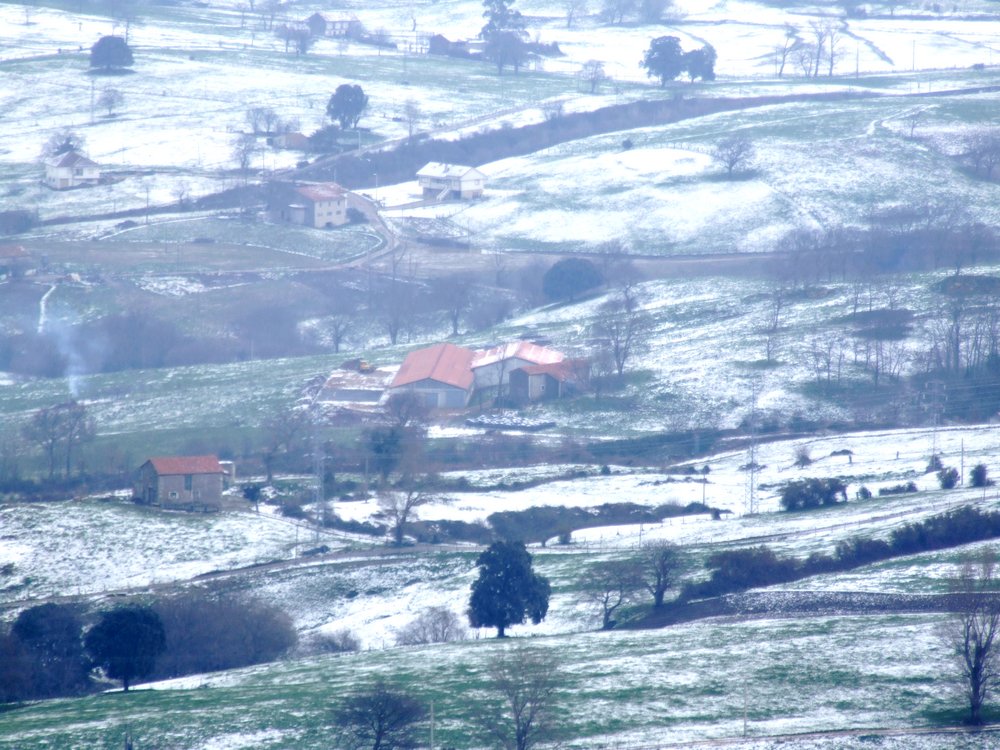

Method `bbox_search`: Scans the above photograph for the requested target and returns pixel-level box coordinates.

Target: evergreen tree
[468,541,550,638]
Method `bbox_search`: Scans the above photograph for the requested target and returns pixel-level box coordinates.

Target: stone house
[270,182,349,228]
[135,455,225,512]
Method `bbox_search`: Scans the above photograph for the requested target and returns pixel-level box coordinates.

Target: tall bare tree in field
[641,540,679,608]
[947,552,1000,725]
[473,646,560,750]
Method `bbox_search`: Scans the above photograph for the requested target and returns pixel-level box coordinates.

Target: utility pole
[744,380,759,516]
[961,439,965,486]
[90,79,95,124]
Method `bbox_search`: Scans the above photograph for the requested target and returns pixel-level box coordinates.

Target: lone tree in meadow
[947,552,1000,725]
[90,35,134,72]
[641,539,679,608]
[333,679,427,750]
[468,541,551,637]
[472,646,561,750]
[98,87,124,116]
[542,257,603,302]
[85,605,166,692]
[641,36,684,86]
[712,136,755,177]
[327,84,368,130]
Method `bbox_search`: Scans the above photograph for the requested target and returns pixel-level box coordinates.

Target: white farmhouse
[471,341,565,394]
[44,151,101,190]
[416,162,486,200]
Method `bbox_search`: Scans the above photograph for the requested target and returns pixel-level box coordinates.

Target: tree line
[0,593,295,703]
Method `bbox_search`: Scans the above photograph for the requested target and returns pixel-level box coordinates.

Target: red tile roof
[147,455,223,475]
[0,244,27,259]
[471,341,564,369]
[296,183,346,203]
[515,360,577,381]
[390,343,475,390]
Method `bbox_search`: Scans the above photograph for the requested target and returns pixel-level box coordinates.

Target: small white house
[471,341,565,393]
[416,162,486,200]
[44,151,101,190]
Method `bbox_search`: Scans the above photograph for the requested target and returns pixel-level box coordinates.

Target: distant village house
[45,151,100,190]
[134,455,225,512]
[0,244,32,279]
[305,12,362,38]
[471,341,565,393]
[416,162,487,200]
[509,360,584,404]
[269,181,349,228]
[385,340,576,409]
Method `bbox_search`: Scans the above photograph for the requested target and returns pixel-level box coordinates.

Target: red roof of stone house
[48,151,99,169]
[471,342,564,370]
[391,343,476,390]
[296,183,346,203]
[515,360,579,382]
[147,455,223,475]
[0,244,27,259]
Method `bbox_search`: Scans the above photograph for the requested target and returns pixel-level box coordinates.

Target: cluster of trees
[770,21,846,78]
[333,646,560,750]
[779,477,848,512]
[581,540,679,629]
[1,594,296,703]
[21,400,95,480]
[641,36,716,86]
[600,0,680,24]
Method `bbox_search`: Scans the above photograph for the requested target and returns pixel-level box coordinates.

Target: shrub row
[682,505,1000,601]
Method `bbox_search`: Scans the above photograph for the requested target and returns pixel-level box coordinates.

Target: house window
[184,475,193,491]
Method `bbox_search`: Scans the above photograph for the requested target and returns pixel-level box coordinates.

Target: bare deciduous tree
[333,679,428,750]
[824,21,844,76]
[232,133,258,180]
[808,21,829,78]
[260,407,307,483]
[378,485,430,546]
[773,24,798,77]
[403,99,421,139]
[395,606,467,645]
[583,559,643,629]
[22,401,95,479]
[246,106,281,135]
[712,136,755,177]
[963,127,1000,180]
[579,60,606,94]
[592,285,652,378]
[42,129,85,158]
[473,646,560,750]
[946,552,1000,725]
[98,87,124,116]
[563,0,587,27]
[641,540,679,608]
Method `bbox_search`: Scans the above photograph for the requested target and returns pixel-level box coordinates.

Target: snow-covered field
[3,0,1000,239]
[6,0,1000,747]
